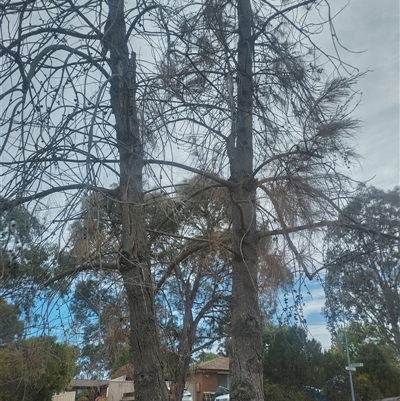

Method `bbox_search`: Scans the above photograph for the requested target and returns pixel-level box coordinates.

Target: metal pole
[344,325,356,401]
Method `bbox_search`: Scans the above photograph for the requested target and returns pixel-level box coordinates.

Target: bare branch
[43,261,118,287]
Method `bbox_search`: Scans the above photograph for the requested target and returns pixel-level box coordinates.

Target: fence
[51,391,76,401]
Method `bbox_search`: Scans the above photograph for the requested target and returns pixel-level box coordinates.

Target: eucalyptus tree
[324,186,400,357]
[263,324,325,391]
[326,323,400,401]
[153,178,233,401]
[0,336,76,401]
[0,297,24,346]
[67,177,233,398]
[0,202,52,325]
[68,277,130,378]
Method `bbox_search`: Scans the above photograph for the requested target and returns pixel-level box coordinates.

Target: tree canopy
[0,204,51,317]
[263,324,325,389]
[0,297,24,346]
[262,322,400,401]
[324,185,400,356]
[0,336,76,401]
[325,323,400,401]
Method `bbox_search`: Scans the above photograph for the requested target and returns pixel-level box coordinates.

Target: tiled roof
[195,357,229,371]
[70,379,109,388]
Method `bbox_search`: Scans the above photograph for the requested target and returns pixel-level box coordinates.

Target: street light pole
[344,325,356,401]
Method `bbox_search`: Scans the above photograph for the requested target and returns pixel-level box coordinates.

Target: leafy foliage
[264,382,315,401]
[0,204,51,316]
[70,277,129,378]
[324,186,400,356]
[262,323,400,401]
[325,323,400,401]
[263,324,325,389]
[0,336,76,401]
[0,298,23,346]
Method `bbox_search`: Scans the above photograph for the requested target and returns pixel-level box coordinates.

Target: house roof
[70,379,109,388]
[195,357,229,372]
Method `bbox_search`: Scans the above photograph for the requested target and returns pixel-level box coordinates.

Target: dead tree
[1,1,167,399]
[150,1,364,400]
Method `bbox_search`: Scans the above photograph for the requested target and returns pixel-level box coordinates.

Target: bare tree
[1,1,168,399]
[149,1,363,399]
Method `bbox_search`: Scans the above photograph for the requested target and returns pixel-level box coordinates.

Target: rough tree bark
[227,2,263,401]
[168,292,195,401]
[106,1,167,400]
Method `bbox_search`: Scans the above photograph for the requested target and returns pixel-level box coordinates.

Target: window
[217,374,229,389]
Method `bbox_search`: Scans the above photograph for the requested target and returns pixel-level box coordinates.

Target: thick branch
[147,229,238,258]
[26,44,109,83]
[1,28,99,56]
[260,217,400,242]
[125,5,159,41]
[156,243,209,292]
[193,294,229,328]
[43,261,118,287]
[146,160,233,188]
[0,184,114,212]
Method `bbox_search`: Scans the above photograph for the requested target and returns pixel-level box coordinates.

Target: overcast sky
[304,0,399,350]
[331,0,399,189]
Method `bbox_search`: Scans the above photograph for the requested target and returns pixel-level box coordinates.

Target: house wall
[188,371,219,401]
[186,370,230,401]
[52,392,76,401]
[106,378,134,401]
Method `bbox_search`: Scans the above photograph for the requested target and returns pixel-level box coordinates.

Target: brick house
[186,357,230,401]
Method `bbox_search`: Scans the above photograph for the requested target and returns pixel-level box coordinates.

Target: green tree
[0,336,76,401]
[325,323,400,401]
[324,186,400,356]
[355,342,400,397]
[0,204,51,319]
[263,324,326,390]
[70,278,129,379]
[192,351,221,364]
[264,382,314,401]
[0,298,23,346]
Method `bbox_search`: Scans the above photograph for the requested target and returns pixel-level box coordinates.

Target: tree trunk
[169,279,196,401]
[168,322,193,401]
[106,1,167,400]
[228,1,263,400]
